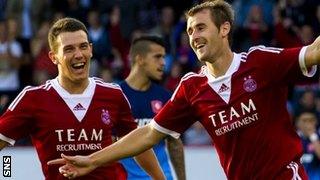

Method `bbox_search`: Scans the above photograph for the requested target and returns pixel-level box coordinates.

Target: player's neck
[125,71,151,91]
[206,50,233,78]
[57,76,89,94]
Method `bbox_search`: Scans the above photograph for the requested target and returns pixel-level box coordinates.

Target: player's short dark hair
[296,110,317,118]
[185,0,234,45]
[129,35,165,64]
[48,17,89,52]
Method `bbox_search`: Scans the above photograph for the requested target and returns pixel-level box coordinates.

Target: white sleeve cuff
[299,46,317,77]
[150,120,180,139]
[0,133,15,145]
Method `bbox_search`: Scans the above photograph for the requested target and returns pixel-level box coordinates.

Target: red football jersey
[0,78,136,180]
[152,46,315,179]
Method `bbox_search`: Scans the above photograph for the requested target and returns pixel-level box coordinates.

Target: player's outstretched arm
[167,137,186,180]
[305,36,320,67]
[133,149,166,180]
[47,124,167,179]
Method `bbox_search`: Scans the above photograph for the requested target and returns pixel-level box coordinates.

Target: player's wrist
[309,133,319,142]
[88,154,101,169]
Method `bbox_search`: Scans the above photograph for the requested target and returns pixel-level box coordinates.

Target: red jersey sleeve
[113,89,137,137]
[0,87,35,145]
[247,46,316,84]
[151,76,198,138]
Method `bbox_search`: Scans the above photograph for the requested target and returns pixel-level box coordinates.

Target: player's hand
[47,153,97,179]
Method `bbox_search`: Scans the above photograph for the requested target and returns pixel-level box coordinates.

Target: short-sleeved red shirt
[0,78,136,180]
[152,46,314,179]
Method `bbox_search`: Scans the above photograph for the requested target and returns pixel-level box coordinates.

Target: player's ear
[89,43,93,58]
[48,51,59,65]
[136,54,144,66]
[220,21,231,38]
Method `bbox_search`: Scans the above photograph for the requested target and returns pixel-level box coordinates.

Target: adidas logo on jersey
[218,83,229,93]
[73,103,86,111]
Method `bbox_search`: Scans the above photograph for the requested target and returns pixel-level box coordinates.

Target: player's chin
[72,74,88,82]
[158,72,165,79]
[152,75,162,81]
[198,55,211,63]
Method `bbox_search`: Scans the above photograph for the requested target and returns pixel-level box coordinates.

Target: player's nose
[74,48,84,59]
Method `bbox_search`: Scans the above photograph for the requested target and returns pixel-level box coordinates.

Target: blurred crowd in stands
[0,0,320,176]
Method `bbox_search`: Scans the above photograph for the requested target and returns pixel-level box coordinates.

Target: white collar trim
[204,53,241,104]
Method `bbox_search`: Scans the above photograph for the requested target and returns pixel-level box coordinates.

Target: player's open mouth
[196,43,206,52]
[157,68,164,73]
[196,44,205,49]
[72,62,85,70]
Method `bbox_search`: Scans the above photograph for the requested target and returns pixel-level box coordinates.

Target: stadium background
[0,0,320,179]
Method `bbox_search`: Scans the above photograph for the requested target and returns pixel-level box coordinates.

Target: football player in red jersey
[48,1,320,179]
[0,17,165,180]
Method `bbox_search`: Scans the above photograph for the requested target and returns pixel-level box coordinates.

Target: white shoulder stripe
[120,91,131,109]
[8,86,44,111]
[8,86,32,110]
[240,52,247,62]
[171,72,204,101]
[44,80,52,90]
[248,45,283,55]
[44,84,52,91]
[92,77,104,82]
[96,82,121,90]
[200,66,207,74]
[93,78,130,108]
[182,71,205,80]
[94,79,121,90]
[182,73,205,80]
[171,80,182,101]
[264,47,284,51]
[182,72,197,80]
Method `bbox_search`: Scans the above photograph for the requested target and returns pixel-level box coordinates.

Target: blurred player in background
[120,35,185,180]
[48,0,320,179]
[0,17,165,180]
[296,111,320,180]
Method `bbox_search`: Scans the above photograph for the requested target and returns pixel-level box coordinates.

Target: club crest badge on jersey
[243,75,257,92]
[101,109,111,125]
[151,100,163,113]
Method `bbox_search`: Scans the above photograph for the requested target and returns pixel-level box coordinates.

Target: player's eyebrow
[63,42,89,50]
[63,44,74,49]
[80,42,90,46]
[187,23,206,35]
[154,53,164,58]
